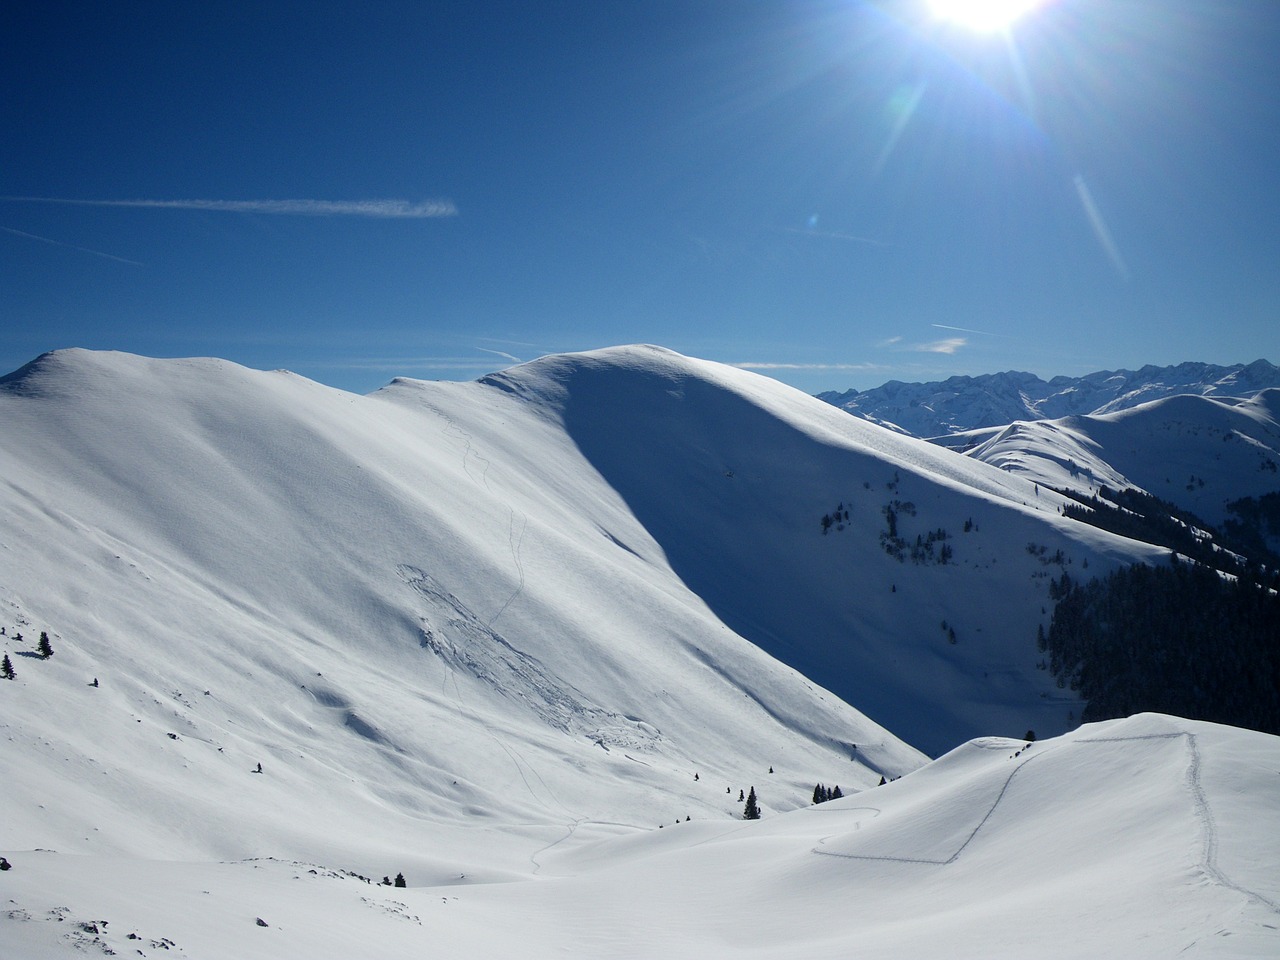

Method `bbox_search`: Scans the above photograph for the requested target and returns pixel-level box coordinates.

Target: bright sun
[928,0,1042,33]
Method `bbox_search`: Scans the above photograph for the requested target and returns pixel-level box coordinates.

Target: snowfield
[1,346,1276,956]
[5,715,1277,958]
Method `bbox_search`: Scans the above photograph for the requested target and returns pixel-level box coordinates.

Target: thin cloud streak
[476,347,523,364]
[783,227,888,247]
[911,338,967,354]
[0,197,457,218]
[931,323,999,337]
[729,361,883,372]
[1,224,144,265]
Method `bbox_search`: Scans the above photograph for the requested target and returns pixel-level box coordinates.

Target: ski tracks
[428,402,528,630]
[814,729,1280,922]
[1182,732,1280,915]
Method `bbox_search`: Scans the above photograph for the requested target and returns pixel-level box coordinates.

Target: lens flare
[929,0,1043,33]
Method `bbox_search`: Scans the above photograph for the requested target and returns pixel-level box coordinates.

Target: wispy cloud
[311,357,507,372]
[477,347,523,364]
[0,197,457,218]
[783,227,887,247]
[729,361,884,372]
[1,224,144,265]
[911,337,967,354]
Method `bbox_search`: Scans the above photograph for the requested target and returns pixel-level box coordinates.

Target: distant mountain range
[818,359,1280,438]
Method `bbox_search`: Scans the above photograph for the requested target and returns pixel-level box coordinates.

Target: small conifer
[1,654,14,680]
[743,786,761,820]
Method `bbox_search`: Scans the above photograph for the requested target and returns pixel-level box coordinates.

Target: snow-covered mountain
[940,389,1280,535]
[2,346,1276,957]
[818,359,1280,438]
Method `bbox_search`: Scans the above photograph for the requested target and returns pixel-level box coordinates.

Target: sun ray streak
[1073,175,1130,281]
[875,81,928,175]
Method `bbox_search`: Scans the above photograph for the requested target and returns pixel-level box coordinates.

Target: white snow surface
[948,389,1280,529]
[2,345,1275,956]
[4,714,1277,958]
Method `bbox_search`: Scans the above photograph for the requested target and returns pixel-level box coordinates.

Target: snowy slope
[819,359,1280,437]
[2,346,1277,957]
[1,347,931,878]
[946,389,1280,529]
[4,714,1277,958]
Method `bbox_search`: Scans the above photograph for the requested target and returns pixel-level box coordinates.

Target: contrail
[784,227,887,247]
[1,225,144,265]
[0,197,457,218]
[932,323,1000,337]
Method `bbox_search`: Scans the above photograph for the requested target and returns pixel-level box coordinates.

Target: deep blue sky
[3,1,1277,395]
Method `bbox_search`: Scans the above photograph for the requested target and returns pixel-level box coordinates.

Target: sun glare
[928,0,1042,33]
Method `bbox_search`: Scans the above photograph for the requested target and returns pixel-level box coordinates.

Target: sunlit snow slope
[1,347,931,875]
[5,715,1277,959]
[946,389,1280,530]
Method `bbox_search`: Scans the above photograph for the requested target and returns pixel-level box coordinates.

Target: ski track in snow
[397,401,544,818]
[815,730,1280,919]
[488,508,528,630]
[427,399,529,629]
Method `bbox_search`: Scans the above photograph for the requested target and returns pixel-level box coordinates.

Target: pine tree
[394,872,406,888]
[37,631,53,659]
[1,654,14,680]
[743,786,761,820]
[831,785,843,800]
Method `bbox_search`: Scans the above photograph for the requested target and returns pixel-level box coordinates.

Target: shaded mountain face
[818,360,1280,438]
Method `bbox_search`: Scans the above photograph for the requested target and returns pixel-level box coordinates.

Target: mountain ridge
[818,358,1280,437]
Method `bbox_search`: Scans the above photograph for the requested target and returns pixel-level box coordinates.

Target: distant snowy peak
[947,390,1280,529]
[818,359,1280,437]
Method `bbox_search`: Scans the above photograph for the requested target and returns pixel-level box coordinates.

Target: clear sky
[2,1,1277,395]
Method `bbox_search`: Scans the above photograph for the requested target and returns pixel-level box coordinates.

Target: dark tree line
[1058,485,1279,588]
[1043,558,1280,735]
[812,783,843,804]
